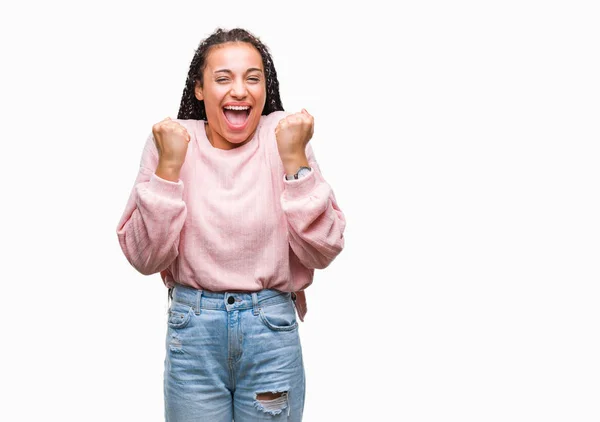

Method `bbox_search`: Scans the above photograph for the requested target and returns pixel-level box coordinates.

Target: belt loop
[167,287,173,312]
[252,292,259,316]
[196,289,202,316]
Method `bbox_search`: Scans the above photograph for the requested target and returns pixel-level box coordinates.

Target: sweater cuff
[282,169,318,199]
[148,172,184,200]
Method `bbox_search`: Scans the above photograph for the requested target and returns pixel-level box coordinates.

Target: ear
[194,80,204,101]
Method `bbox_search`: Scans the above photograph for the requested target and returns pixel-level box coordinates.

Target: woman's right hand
[152,117,191,182]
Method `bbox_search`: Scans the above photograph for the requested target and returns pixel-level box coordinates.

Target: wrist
[155,161,182,182]
[281,154,309,176]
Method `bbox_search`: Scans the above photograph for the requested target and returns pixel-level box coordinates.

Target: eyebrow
[214,68,263,75]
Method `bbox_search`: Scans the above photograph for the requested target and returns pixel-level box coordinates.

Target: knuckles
[276,113,313,133]
[152,120,190,138]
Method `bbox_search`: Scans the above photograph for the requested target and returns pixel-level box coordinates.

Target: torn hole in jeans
[254,390,290,416]
[169,334,183,354]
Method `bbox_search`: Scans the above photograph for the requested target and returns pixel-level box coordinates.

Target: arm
[116,133,187,275]
[280,143,346,269]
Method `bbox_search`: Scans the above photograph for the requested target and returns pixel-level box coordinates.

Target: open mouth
[223,105,251,129]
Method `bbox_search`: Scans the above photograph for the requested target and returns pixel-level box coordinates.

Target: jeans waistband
[169,284,292,315]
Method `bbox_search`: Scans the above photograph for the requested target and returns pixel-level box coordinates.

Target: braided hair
[177,28,284,120]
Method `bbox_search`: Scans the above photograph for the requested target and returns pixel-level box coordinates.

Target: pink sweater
[116,111,346,321]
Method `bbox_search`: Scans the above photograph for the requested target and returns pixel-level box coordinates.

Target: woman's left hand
[275,109,314,165]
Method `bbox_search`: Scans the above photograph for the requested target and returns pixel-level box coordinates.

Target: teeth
[224,105,250,111]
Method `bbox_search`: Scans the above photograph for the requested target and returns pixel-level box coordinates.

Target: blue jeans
[164,284,306,421]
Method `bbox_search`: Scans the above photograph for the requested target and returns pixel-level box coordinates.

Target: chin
[223,119,259,143]
[228,134,252,145]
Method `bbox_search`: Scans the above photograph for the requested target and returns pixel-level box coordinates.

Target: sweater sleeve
[280,142,346,269]
[116,133,187,275]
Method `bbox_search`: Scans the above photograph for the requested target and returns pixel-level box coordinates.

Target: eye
[248,77,261,83]
[216,78,229,83]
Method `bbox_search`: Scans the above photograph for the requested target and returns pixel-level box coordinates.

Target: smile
[223,105,251,130]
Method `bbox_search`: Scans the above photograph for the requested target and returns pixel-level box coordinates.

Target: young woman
[117,27,346,421]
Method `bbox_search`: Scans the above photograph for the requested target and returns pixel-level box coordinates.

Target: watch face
[297,167,311,178]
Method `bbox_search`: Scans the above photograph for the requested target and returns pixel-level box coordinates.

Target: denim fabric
[164,284,305,421]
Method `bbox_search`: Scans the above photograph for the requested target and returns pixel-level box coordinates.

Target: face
[195,42,267,149]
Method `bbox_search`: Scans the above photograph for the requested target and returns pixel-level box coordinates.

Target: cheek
[204,103,222,119]
[203,85,227,102]
[203,91,224,114]
[251,85,267,105]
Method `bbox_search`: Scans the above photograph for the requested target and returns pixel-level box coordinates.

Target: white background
[1,0,599,421]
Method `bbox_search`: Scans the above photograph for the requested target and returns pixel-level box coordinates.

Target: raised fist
[275,109,314,162]
[152,117,191,177]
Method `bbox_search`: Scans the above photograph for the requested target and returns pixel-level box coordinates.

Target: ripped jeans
[164,284,305,421]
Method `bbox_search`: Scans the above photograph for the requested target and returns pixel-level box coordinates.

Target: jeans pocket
[167,302,193,329]
[259,298,298,331]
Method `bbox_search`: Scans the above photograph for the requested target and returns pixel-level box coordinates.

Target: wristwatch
[285,166,312,180]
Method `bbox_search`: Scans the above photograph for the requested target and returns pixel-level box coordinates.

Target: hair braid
[177,28,284,120]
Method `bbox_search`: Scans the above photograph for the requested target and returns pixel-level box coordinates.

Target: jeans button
[227,296,235,304]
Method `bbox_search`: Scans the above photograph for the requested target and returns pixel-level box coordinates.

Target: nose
[230,78,247,99]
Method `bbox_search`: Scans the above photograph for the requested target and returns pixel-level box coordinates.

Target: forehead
[205,42,264,72]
